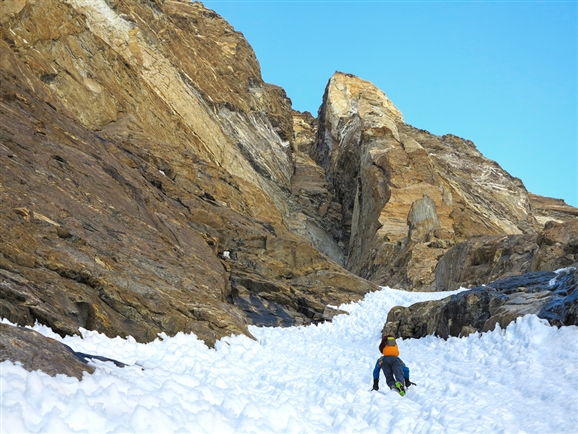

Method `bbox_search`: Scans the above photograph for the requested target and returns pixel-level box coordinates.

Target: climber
[371,335,412,396]
[372,356,415,393]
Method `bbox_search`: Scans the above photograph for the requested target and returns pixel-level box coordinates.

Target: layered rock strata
[529,193,578,226]
[313,72,576,291]
[1,0,576,351]
[435,219,578,291]
[0,0,376,346]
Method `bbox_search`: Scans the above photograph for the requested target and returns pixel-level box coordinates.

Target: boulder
[0,323,129,379]
[0,323,95,380]
[383,268,578,339]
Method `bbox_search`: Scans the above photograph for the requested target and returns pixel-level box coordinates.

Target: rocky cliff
[0,0,376,346]
[312,72,576,291]
[1,0,576,347]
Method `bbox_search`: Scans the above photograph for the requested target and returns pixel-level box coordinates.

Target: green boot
[394,381,405,396]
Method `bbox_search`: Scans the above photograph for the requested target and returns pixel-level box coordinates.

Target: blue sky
[202,0,577,207]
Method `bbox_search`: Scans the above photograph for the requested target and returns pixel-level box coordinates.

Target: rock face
[0,0,376,346]
[383,267,578,339]
[529,193,578,226]
[434,219,578,291]
[312,72,577,290]
[288,110,345,265]
[1,0,576,352]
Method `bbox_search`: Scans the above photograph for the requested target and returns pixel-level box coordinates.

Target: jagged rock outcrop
[313,72,577,291]
[529,193,578,225]
[383,267,578,339]
[0,0,376,346]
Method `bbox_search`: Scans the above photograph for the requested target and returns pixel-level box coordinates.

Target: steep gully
[0,0,576,361]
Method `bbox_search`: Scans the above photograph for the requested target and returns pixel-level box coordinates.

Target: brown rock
[1,0,575,353]
[529,193,578,226]
[435,219,578,291]
[532,220,578,271]
[0,0,376,347]
[314,72,577,290]
[0,323,95,380]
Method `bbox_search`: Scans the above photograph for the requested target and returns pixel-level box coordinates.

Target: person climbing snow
[371,335,412,396]
[372,357,414,394]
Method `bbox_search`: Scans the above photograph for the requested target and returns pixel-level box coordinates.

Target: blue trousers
[373,356,407,388]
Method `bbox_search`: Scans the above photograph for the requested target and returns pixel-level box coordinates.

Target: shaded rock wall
[287,110,345,265]
[383,267,578,339]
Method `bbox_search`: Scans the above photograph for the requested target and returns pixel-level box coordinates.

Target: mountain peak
[328,71,404,127]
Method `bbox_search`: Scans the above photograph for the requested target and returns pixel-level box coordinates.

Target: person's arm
[373,359,381,380]
[372,358,382,390]
[402,362,410,379]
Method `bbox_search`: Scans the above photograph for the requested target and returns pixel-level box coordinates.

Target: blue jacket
[373,357,410,380]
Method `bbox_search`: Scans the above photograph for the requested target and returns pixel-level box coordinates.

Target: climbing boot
[393,381,405,396]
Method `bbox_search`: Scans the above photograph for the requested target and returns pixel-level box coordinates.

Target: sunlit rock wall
[315,72,548,290]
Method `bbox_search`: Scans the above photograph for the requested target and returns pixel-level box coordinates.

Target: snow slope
[2,287,577,433]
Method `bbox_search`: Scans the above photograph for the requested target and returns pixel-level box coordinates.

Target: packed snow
[2,286,577,433]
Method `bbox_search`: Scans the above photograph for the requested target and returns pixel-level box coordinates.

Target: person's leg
[392,358,405,386]
[390,358,406,395]
[380,357,395,388]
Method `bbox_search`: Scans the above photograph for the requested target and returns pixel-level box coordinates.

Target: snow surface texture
[2,287,577,433]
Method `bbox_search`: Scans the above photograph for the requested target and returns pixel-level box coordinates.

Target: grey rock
[383,268,578,339]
